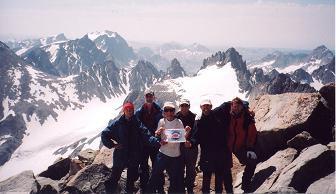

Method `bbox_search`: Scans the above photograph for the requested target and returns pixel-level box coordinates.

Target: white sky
[0,0,334,49]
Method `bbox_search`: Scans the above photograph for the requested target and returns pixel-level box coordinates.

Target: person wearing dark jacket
[176,99,197,193]
[214,97,257,193]
[101,102,160,193]
[186,99,232,193]
[135,90,164,192]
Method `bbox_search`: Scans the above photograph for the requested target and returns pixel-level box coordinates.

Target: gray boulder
[92,146,113,168]
[0,170,40,193]
[36,176,60,194]
[77,148,99,165]
[287,131,318,151]
[250,93,320,160]
[269,144,335,192]
[63,164,112,193]
[39,157,71,180]
[306,172,335,194]
[234,148,297,193]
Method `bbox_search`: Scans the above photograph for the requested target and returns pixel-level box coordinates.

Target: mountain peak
[54,33,67,41]
[87,30,118,41]
[0,41,10,50]
[166,58,186,79]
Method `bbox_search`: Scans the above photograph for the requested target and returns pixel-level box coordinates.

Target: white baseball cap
[200,99,212,106]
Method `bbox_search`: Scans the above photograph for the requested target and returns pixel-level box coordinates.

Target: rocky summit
[0,84,334,194]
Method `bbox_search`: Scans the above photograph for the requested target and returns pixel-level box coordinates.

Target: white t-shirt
[158,118,184,157]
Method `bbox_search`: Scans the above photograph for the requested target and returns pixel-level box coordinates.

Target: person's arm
[139,122,161,149]
[246,122,257,150]
[186,115,201,148]
[212,101,231,118]
[101,121,118,149]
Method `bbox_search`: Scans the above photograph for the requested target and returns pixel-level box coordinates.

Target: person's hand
[160,139,168,146]
[184,140,192,148]
[155,127,165,136]
[247,151,257,160]
[113,144,123,149]
[185,126,191,138]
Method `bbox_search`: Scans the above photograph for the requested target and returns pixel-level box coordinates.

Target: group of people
[101,90,258,193]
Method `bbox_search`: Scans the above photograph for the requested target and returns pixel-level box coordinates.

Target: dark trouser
[181,146,198,192]
[234,149,257,192]
[202,168,233,194]
[107,166,138,193]
[140,146,164,191]
[146,152,184,193]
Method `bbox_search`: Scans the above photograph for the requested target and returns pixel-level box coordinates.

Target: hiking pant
[107,166,138,193]
[202,168,233,194]
[181,146,198,192]
[139,146,164,191]
[234,149,257,191]
[146,152,184,193]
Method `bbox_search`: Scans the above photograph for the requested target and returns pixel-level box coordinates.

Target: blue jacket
[101,115,160,168]
[135,102,163,135]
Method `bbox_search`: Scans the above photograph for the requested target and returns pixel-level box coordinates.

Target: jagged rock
[287,131,318,151]
[306,172,335,193]
[39,157,71,180]
[166,58,186,79]
[92,146,113,168]
[0,170,40,193]
[63,164,112,193]
[312,57,335,85]
[36,176,60,194]
[69,159,85,176]
[250,93,320,160]
[234,148,297,193]
[319,82,335,110]
[269,144,335,192]
[327,142,335,151]
[249,73,316,99]
[77,148,99,165]
[291,68,313,84]
[128,60,160,92]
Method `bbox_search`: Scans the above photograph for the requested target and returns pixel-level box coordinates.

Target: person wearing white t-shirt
[146,101,190,193]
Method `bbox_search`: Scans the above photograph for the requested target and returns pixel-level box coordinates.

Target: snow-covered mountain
[248,45,334,73]
[133,42,212,74]
[0,40,160,180]
[6,33,68,55]
[88,30,136,66]
[248,45,335,90]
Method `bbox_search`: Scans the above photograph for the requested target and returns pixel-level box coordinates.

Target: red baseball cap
[123,102,134,110]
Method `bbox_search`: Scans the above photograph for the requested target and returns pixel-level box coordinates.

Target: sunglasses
[164,108,175,112]
[180,104,189,107]
[145,94,154,98]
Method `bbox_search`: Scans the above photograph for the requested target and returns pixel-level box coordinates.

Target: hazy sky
[0,0,334,49]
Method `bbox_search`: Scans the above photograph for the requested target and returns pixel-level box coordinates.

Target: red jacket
[227,112,257,153]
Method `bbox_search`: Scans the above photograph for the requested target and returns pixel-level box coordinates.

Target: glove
[247,151,257,160]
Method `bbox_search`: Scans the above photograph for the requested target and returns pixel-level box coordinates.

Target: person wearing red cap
[101,101,161,193]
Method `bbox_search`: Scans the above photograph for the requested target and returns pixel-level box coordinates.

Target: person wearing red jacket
[227,97,257,193]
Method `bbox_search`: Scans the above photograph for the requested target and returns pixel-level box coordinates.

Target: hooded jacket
[101,115,160,168]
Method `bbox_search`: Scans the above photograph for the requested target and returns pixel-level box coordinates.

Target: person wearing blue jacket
[135,90,164,192]
[101,101,161,193]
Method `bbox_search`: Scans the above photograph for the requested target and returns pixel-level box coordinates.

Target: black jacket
[190,111,231,170]
[176,110,196,141]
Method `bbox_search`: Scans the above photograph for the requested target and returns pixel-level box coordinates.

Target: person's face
[145,93,154,104]
[200,104,212,115]
[124,107,134,119]
[179,103,190,115]
[163,107,175,121]
[231,101,243,115]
